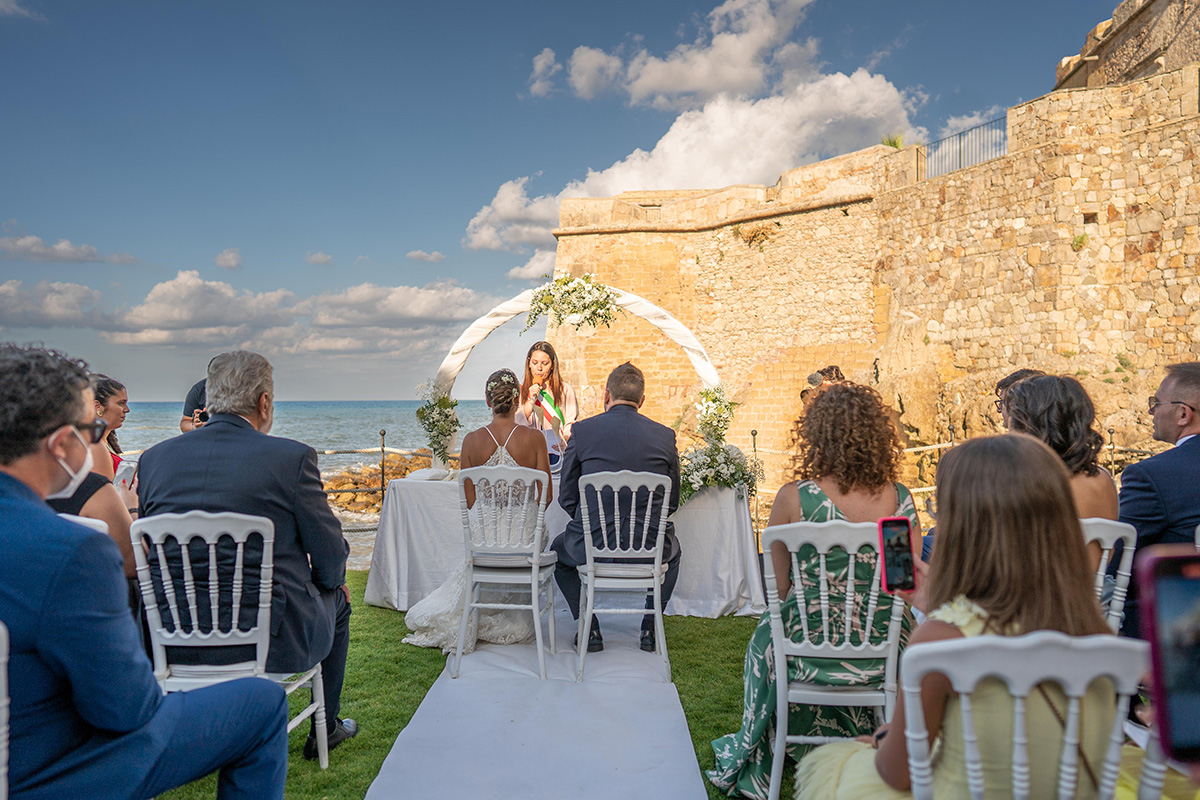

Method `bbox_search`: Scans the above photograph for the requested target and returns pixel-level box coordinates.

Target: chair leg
[768,705,787,800]
[547,574,557,655]
[312,664,329,769]
[452,574,474,679]
[576,578,593,682]
[654,581,670,680]
[531,573,547,681]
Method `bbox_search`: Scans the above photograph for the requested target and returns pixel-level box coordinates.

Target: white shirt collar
[1177,434,1197,448]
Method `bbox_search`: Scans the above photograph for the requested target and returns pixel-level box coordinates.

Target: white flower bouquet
[679,442,763,503]
[415,381,460,463]
[522,273,622,333]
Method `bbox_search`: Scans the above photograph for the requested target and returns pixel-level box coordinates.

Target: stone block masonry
[551,65,1200,496]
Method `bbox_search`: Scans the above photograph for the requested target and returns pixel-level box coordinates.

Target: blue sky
[1,0,1118,401]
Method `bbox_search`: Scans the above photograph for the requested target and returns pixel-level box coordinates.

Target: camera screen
[881,520,914,591]
[1155,573,1200,752]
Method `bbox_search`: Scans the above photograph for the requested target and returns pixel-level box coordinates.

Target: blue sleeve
[666,432,680,517]
[293,446,348,590]
[38,530,161,733]
[182,379,205,417]
[1118,462,1170,547]
[558,435,581,518]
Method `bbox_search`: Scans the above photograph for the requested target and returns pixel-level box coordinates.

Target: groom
[551,362,681,653]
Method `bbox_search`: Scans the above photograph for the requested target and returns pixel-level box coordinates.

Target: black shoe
[304,717,358,761]
[640,628,656,653]
[574,620,604,653]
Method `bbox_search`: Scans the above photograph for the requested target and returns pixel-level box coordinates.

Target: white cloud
[468,69,920,256]
[120,270,294,335]
[0,279,107,327]
[214,247,242,270]
[405,249,446,262]
[355,255,373,265]
[463,176,561,253]
[0,0,45,20]
[568,46,624,99]
[528,47,562,97]
[306,281,495,327]
[0,233,136,264]
[508,249,556,281]
[305,251,333,265]
[937,105,1005,139]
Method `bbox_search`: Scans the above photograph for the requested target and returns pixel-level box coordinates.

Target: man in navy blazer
[0,345,288,799]
[551,362,681,653]
[138,350,357,759]
[1118,361,1200,637]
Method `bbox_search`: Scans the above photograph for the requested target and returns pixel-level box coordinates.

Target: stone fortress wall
[1057,0,1200,89]
[549,63,1200,497]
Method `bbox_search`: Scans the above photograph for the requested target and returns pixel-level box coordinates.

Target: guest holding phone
[708,382,921,799]
[517,341,578,445]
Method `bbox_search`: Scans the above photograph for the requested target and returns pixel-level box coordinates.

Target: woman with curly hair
[708,383,921,799]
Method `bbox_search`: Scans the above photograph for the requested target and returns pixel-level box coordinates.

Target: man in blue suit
[1118,361,1200,638]
[138,350,357,759]
[551,362,681,653]
[0,345,288,799]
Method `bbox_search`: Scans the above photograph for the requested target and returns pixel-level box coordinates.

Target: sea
[119,400,493,570]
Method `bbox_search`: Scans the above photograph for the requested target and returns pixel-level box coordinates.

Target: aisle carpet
[365,606,708,800]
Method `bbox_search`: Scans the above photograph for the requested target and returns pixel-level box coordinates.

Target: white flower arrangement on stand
[522,273,623,333]
[679,385,763,503]
[414,381,460,466]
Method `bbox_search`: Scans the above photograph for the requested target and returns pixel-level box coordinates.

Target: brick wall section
[551,67,1200,496]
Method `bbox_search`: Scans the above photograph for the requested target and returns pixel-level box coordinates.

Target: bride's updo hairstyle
[485,369,520,414]
[927,433,1109,637]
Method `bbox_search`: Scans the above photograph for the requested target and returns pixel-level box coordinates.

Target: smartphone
[1139,544,1200,762]
[114,458,139,488]
[878,516,916,593]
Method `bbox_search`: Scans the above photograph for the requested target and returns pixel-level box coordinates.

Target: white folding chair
[901,631,1165,800]
[1081,518,1137,632]
[57,513,109,534]
[575,470,672,682]
[1,621,8,800]
[451,466,556,680]
[761,521,906,800]
[131,511,330,768]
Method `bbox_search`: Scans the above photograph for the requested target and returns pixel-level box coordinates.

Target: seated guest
[552,362,680,653]
[792,435,1114,799]
[1118,361,1200,638]
[89,373,128,479]
[993,367,1045,426]
[138,350,358,760]
[404,369,552,653]
[708,381,920,799]
[180,373,208,431]
[0,344,287,799]
[1004,374,1117,570]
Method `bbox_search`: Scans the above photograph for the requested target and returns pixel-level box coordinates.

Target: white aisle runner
[365,608,709,800]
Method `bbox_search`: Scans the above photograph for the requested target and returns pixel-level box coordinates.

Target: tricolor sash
[534,388,566,430]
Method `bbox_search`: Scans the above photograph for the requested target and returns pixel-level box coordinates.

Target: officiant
[516,341,578,454]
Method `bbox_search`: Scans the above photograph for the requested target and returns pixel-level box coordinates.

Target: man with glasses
[1118,361,1200,637]
[0,345,289,799]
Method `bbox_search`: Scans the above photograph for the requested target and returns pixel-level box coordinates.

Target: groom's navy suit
[1117,434,1200,637]
[551,403,682,619]
[138,413,351,724]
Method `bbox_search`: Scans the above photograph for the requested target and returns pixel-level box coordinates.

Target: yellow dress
[794,597,1116,800]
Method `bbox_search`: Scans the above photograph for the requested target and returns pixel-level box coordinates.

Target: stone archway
[433,287,720,394]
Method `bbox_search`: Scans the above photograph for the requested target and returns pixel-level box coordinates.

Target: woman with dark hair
[89,373,128,480]
[792,435,1113,799]
[1004,375,1118,524]
[517,341,578,443]
[708,383,921,799]
[403,368,552,653]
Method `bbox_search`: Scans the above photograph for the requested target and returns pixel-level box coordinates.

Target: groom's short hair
[606,362,644,403]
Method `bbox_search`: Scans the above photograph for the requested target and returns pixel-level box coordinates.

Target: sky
[0,0,1120,401]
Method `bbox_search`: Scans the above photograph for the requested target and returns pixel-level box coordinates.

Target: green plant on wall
[882,132,904,148]
[1071,233,1088,252]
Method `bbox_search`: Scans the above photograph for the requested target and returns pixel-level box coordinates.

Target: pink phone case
[878,516,915,594]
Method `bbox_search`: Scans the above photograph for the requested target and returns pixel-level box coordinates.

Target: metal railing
[921,116,1007,179]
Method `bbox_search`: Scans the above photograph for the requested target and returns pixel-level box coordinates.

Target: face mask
[46,427,94,500]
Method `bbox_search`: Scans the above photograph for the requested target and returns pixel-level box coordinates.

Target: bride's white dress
[402,427,543,654]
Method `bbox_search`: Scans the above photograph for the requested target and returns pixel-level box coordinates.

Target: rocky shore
[324,450,460,514]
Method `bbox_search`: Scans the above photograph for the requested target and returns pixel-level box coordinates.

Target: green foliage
[922,334,931,345]
[1075,369,1090,376]
[1117,353,1134,370]
[524,273,622,334]
[414,382,460,462]
[881,132,904,148]
[1071,233,1088,252]
[1104,377,1116,384]
[1061,350,1077,357]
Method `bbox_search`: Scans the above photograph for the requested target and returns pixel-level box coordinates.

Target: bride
[403,368,553,654]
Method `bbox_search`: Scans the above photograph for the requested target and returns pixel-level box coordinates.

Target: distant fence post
[379,429,387,499]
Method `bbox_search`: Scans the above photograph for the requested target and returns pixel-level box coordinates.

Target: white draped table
[364,480,765,618]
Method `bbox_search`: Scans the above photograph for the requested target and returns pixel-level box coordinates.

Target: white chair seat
[581,562,667,580]
[787,684,891,706]
[473,551,558,569]
[471,564,557,583]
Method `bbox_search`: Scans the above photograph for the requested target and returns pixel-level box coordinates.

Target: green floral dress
[707,480,918,800]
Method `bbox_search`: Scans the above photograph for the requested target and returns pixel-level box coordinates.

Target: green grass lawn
[163,569,766,800]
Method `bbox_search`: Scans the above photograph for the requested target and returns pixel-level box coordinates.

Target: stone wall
[550,66,1200,498]
[1057,0,1200,89]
